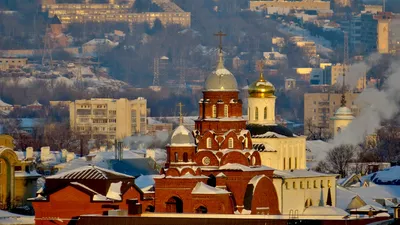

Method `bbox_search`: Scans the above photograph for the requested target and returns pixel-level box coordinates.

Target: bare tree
[325,144,356,178]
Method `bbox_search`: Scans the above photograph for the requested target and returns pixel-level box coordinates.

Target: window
[244,138,248,149]
[300,181,304,189]
[293,182,296,189]
[255,107,259,120]
[212,105,217,118]
[174,152,179,162]
[264,107,267,119]
[328,180,332,188]
[228,138,234,149]
[289,158,292,169]
[183,153,188,162]
[314,180,317,188]
[224,105,229,117]
[307,181,310,189]
[321,180,324,188]
[285,182,289,189]
[206,138,212,149]
[283,158,286,170]
[295,157,297,169]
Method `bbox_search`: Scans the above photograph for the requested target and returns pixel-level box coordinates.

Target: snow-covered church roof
[47,165,134,180]
[191,182,230,195]
[170,125,195,146]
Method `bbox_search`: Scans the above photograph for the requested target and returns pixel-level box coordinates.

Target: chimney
[40,146,51,161]
[26,147,33,159]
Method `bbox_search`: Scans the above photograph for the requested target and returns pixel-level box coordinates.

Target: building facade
[41,0,191,27]
[304,93,361,137]
[249,0,330,11]
[246,70,337,214]
[69,98,147,140]
[375,12,400,55]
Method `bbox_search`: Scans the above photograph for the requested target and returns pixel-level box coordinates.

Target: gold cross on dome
[257,60,265,72]
[214,31,227,52]
[177,102,184,125]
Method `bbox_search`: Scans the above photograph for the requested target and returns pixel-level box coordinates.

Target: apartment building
[375,12,400,55]
[41,0,191,27]
[330,64,366,91]
[0,57,28,71]
[69,98,147,140]
[361,13,378,53]
[295,41,317,57]
[249,0,330,11]
[304,93,361,136]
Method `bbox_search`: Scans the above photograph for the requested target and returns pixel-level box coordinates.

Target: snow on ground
[0,210,34,225]
[277,24,333,57]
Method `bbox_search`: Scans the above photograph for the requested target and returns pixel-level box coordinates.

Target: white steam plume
[331,58,400,146]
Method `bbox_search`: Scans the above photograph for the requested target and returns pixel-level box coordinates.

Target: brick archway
[165,196,183,213]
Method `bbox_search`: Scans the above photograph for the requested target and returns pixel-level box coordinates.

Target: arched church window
[195,206,208,214]
[206,138,212,148]
[255,107,259,120]
[228,138,234,149]
[314,180,317,188]
[174,152,179,162]
[212,105,217,118]
[283,158,286,170]
[320,180,324,188]
[224,105,229,117]
[251,156,256,165]
[328,180,332,188]
[307,181,310,189]
[300,181,304,189]
[295,157,298,169]
[289,158,292,169]
[264,107,267,119]
[183,152,188,162]
[244,138,248,149]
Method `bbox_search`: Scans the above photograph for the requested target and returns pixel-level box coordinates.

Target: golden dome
[248,71,275,98]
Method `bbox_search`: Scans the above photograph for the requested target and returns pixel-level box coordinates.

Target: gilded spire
[257,60,266,82]
[214,31,227,70]
[177,102,184,125]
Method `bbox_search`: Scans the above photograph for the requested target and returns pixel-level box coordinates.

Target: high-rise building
[249,0,330,11]
[304,93,361,136]
[69,98,147,140]
[361,12,378,53]
[375,12,400,54]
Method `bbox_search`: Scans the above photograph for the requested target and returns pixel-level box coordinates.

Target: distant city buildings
[304,92,362,136]
[249,0,330,11]
[69,98,147,140]
[41,0,191,28]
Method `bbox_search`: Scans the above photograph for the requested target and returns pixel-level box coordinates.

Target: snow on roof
[0,99,12,107]
[191,182,230,195]
[28,100,42,106]
[135,175,158,188]
[274,170,336,179]
[170,125,195,146]
[84,39,118,46]
[106,181,122,200]
[349,185,400,201]
[27,194,46,201]
[218,163,273,172]
[70,182,115,201]
[248,175,265,194]
[350,204,387,212]
[216,172,226,178]
[364,166,400,184]
[303,206,349,217]
[166,172,208,179]
[47,165,134,180]
[14,171,41,178]
[0,210,34,225]
[253,131,287,138]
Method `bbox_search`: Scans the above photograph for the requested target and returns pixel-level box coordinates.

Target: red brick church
[30,46,280,225]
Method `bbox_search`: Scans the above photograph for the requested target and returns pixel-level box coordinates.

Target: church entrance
[166,196,183,213]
